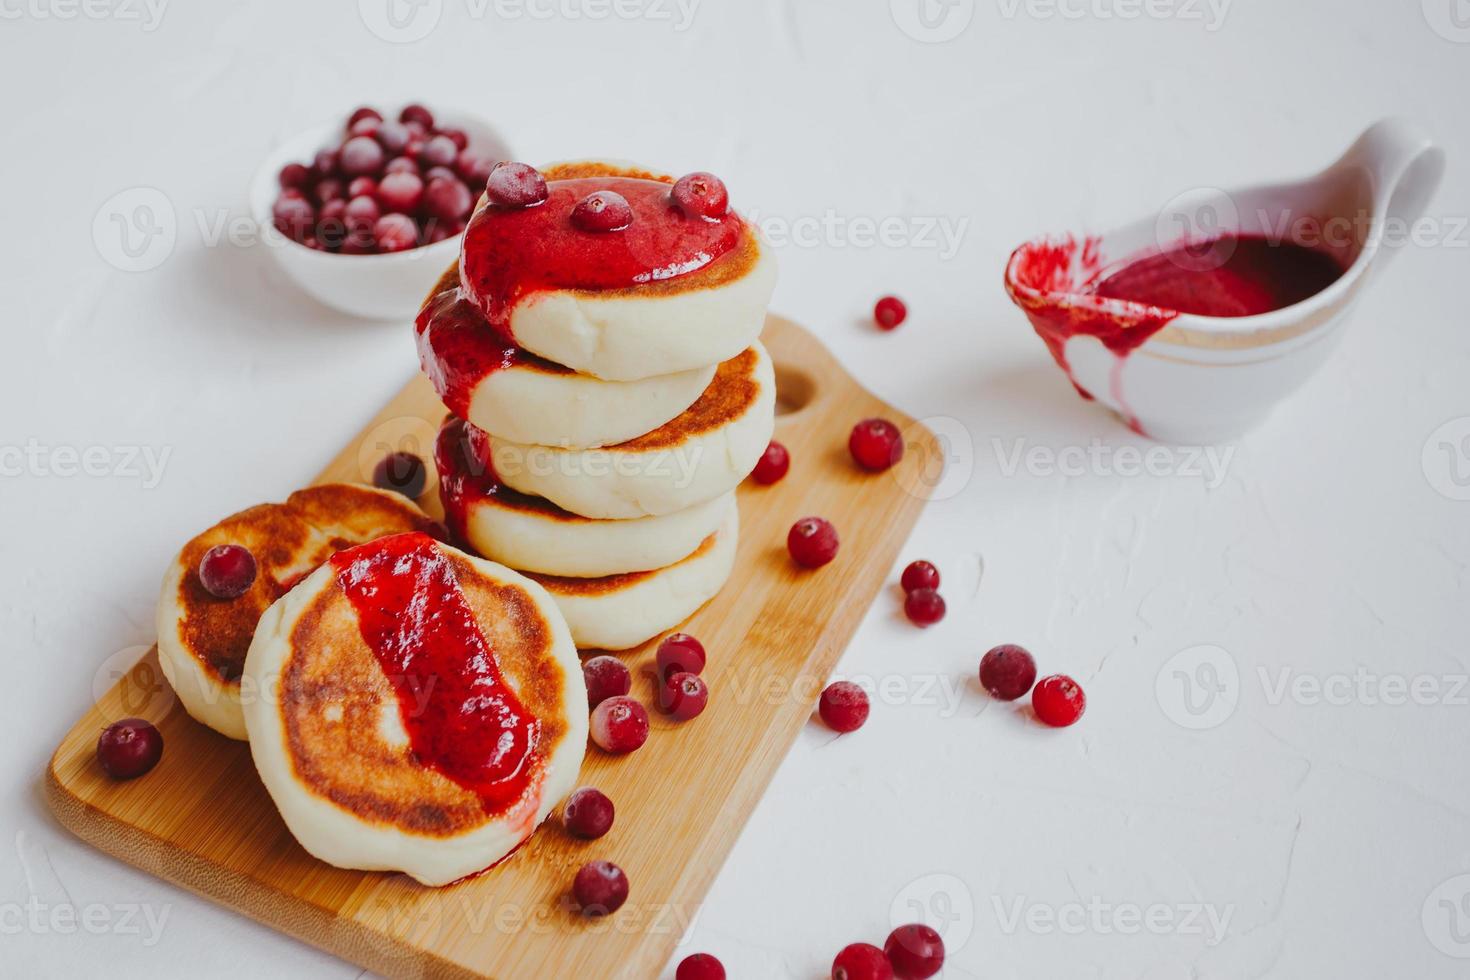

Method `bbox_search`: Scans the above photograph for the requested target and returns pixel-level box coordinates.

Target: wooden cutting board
[46,315,939,980]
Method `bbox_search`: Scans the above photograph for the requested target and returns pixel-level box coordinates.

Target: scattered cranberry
[788,517,839,569]
[751,440,790,485]
[1032,674,1086,727]
[676,953,726,980]
[571,190,634,232]
[819,681,869,733]
[904,588,946,627]
[371,451,427,497]
[664,673,709,721]
[278,162,310,190]
[96,718,163,780]
[832,943,893,980]
[671,171,729,220]
[572,860,628,916]
[423,175,473,222]
[399,103,435,129]
[849,418,904,471]
[885,924,944,979]
[590,696,649,754]
[339,135,385,178]
[656,632,706,682]
[979,644,1036,701]
[874,295,908,330]
[198,544,257,599]
[376,171,424,213]
[583,655,631,708]
[485,161,549,208]
[563,787,615,840]
[900,560,939,593]
[374,213,419,252]
[347,106,382,129]
[271,195,315,241]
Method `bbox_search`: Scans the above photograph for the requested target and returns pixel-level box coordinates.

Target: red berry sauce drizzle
[459,174,745,339]
[1004,233,1345,435]
[416,274,524,421]
[434,413,561,547]
[328,532,539,813]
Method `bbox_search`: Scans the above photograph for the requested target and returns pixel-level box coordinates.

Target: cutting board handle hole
[773,363,818,417]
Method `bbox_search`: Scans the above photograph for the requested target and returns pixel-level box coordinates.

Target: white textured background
[3,1,1469,977]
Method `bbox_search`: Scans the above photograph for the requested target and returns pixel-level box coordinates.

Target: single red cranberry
[399,103,435,129]
[979,644,1037,701]
[372,451,427,497]
[900,560,940,593]
[590,696,649,754]
[376,171,424,213]
[349,116,381,138]
[819,681,869,733]
[583,655,631,708]
[751,441,790,485]
[384,155,419,176]
[373,213,419,253]
[664,673,709,721]
[563,786,615,840]
[419,134,459,169]
[485,161,548,208]
[278,162,310,190]
[570,190,633,232]
[676,953,726,980]
[788,517,839,569]
[671,171,729,220]
[348,175,378,200]
[423,176,473,222]
[455,150,495,188]
[403,119,429,140]
[347,106,382,129]
[1032,674,1086,727]
[832,942,893,980]
[311,148,340,179]
[313,177,346,205]
[404,137,426,161]
[849,418,904,471]
[272,195,316,241]
[374,119,410,154]
[885,924,944,979]
[343,194,381,233]
[904,588,946,627]
[874,295,907,330]
[96,718,163,780]
[339,135,385,178]
[572,860,629,916]
[656,633,706,681]
[438,127,469,150]
[198,544,257,599]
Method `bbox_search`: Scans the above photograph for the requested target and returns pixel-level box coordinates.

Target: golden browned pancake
[155,484,439,740]
[243,534,585,886]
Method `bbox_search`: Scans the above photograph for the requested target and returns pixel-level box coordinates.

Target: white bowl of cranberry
[250,103,509,320]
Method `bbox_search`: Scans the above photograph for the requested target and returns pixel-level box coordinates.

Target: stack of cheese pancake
[418,160,778,650]
[156,486,587,885]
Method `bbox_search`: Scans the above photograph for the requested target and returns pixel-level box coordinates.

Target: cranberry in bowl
[249,104,510,320]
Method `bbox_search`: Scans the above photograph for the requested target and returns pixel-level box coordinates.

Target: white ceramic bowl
[248,111,511,321]
[1005,119,1445,444]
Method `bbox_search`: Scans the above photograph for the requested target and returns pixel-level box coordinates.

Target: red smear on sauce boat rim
[1004,232,1348,434]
